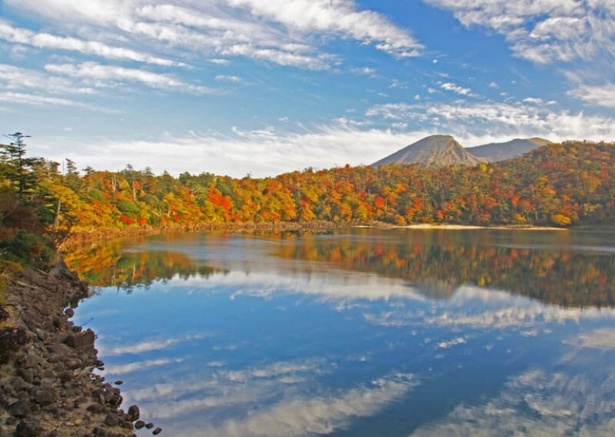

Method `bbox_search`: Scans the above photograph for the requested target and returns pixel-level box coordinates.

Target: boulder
[64,329,95,349]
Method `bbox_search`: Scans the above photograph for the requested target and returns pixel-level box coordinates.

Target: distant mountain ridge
[373,135,551,167]
[468,137,552,162]
[372,135,485,167]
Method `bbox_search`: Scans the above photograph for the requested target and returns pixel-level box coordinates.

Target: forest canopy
[1,138,614,246]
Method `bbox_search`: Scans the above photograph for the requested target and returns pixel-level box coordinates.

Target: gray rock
[9,400,30,418]
[127,405,140,422]
[104,412,119,427]
[19,368,34,384]
[14,419,41,437]
[34,387,57,406]
[86,403,106,414]
[63,329,95,349]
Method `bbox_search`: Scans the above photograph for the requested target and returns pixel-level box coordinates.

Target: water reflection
[65,236,226,290]
[67,230,615,436]
[69,230,615,308]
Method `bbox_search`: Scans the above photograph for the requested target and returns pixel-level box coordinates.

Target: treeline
[1,138,615,246]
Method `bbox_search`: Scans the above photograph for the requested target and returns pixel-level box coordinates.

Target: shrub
[1,230,55,269]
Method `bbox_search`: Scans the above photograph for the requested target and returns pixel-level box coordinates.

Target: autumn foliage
[2,140,615,238]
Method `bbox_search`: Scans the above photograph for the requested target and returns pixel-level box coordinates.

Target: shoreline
[400,224,568,231]
[0,261,156,436]
[57,220,594,250]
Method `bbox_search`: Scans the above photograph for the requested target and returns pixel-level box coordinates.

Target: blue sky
[1,0,614,177]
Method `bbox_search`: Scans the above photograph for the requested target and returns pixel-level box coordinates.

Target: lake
[67,228,615,436]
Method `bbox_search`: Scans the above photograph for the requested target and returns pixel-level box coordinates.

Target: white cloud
[105,358,175,375]
[176,269,427,303]
[440,81,474,96]
[566,328,615,350]
[226,0,422,58]
[202,375,415,437]
[29,95,615,177]
[32,122,429,177]
[350,66,376,76]
[0,91,85,107]
[413,368,615,437]
[215,75,243,83]
[144,371,417,437]
[363,286,615,330]
[4,0,422,69]
[424,0,615,65]
[366,100,615,144]
[0,63,95,95]
[0,20,180,67]
[44,62,213,94]
[568,82,615,108]
[99,332,210,356]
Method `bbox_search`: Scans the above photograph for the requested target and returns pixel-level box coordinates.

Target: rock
[153,427,162,435]
[19,369,34,384]
[87,403,106,414]
[91,427,108,437]
[59,371,72,383]
[0,266,140,436]
[127,405,140,422]
[14,419,41,437]
[114,380,124,386]
[104,412,119,427]
[63,329,95,349]
[145,422,154,429]
[19,352,41,369]
[134,420,145,429]
[34,329,46,342]
[9,400,30,418]
[34,387,57,406]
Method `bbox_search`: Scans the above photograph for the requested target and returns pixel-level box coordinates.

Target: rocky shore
[0,261,156,436]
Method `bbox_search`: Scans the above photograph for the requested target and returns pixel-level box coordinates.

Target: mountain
[467,137,552,162]
[372,135,485,167]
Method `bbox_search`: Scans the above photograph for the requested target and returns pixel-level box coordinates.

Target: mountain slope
[468,137,552,162]
[372,135,485,167]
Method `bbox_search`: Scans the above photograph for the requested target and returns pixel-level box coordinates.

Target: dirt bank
[0,261,158,436]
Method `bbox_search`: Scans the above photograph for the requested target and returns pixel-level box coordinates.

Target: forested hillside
[1,139,614,243]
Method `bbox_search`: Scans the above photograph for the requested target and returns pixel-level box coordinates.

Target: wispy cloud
[4,0,422,69]
[44,62,214,94]
[0,20,181,67]
[568,82,615,109]
[30,97,615,177]
[440,81,475,97]
[105,358,175,375]
[424,0,615,65]
[566,328,615,350]
[190,373,416,437]
[32,122,428,177]
[226,0,423,58]
[413,367,615,436]
[133,366,417,437]
[0,91,86,107]
[366,100,615,143]
[364,286,615,330]
[100,333,210,356]
[0,63,94,95]
[215,75,244,83]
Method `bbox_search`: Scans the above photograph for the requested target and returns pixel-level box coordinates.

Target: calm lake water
[68,229,615,436]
